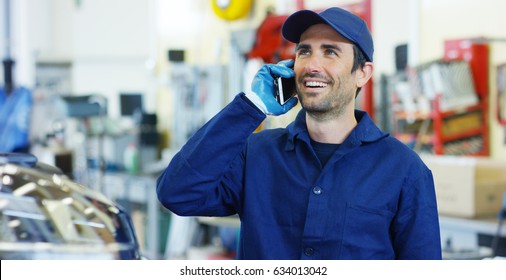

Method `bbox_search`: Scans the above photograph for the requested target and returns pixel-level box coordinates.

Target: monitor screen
[120,93,143,116]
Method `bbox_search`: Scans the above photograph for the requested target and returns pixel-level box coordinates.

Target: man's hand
[245,60,298,116]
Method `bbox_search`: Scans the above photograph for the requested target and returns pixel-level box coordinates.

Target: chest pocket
[340,203,395,259]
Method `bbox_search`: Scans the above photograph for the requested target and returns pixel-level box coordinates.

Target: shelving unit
[392,39,490,156]
[431,94,488,155]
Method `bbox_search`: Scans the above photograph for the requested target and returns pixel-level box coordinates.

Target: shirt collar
[285,109,388,151]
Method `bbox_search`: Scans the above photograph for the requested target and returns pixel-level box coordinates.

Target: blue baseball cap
[282,7,374,62]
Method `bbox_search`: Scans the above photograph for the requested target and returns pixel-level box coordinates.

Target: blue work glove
[245,59,298,116]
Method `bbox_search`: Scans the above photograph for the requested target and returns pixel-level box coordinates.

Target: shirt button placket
[301,185,324,259]
[304,247,314,257]
[302,187,322,258]
[312,186,322,195]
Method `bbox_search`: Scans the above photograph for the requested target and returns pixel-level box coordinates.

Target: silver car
[0,153,140,259]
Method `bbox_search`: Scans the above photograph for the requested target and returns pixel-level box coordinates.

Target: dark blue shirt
[310,140,340,166]
[157,93,442,260]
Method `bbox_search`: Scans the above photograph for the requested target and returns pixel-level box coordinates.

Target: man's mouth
[305,81,329,88]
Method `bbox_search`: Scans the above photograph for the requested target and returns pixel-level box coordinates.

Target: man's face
[293,24,358,119]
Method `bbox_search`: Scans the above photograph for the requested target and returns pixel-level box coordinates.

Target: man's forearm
[156,93,265,215]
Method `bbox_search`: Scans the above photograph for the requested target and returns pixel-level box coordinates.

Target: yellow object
[211,0,252,21]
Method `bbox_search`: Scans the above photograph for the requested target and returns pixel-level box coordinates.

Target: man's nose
[304,56,323,73]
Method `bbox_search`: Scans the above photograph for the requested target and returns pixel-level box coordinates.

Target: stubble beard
[297,75,354,122]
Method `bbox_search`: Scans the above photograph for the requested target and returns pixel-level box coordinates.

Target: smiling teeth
[306,81,328,87]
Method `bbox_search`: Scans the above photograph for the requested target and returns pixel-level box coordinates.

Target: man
[157,7,442,259]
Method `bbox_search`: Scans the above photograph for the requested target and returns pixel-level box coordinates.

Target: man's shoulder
[376,135,429,167]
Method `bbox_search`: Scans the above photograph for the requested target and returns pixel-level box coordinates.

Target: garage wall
[71,0,157,117]
[0,0,157,118]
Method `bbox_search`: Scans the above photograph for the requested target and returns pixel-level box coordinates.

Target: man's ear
[356,62,373,88]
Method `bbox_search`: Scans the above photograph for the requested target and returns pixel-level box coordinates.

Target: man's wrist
[244,91,268,115]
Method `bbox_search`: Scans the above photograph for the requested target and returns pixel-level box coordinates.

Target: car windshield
[0,162,139,259]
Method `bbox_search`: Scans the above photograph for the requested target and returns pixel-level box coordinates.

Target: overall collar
[285,109,388,151]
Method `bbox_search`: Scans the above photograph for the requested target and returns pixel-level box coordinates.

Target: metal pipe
[3,0,10,58]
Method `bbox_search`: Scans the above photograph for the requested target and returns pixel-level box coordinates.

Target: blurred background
[1,0,506,260]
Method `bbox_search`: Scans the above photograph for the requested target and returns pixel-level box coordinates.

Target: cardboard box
[422,155,506,218]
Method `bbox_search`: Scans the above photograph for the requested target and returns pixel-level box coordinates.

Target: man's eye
[297,49,310,56]
[325,49,337,55]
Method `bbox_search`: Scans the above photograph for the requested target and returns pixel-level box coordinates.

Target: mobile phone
[274,76,296,105]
